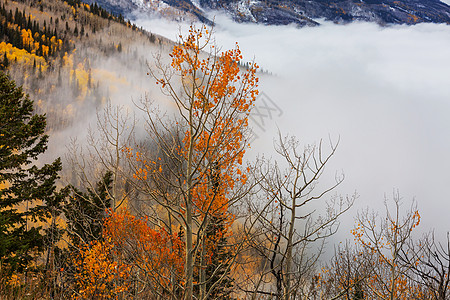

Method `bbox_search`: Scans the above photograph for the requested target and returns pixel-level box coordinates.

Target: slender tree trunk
[284,198,296,300]
[185,119,195,300]
[200,230,207,299]
[390,255,397,300]
[390,211,399,300]
[185,183,194,299]
[199,213,210,299]
[113,109,120,210]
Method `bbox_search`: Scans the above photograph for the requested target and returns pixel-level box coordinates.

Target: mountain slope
[86,0,450,26]
[199,0,450,25]
[0,0,171,131]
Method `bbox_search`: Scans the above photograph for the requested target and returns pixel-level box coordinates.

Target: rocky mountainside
[85,0,450,26]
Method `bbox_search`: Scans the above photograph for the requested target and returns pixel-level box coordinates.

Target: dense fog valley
[136,15,450,242]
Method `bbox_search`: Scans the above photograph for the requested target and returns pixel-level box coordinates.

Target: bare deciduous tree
[351,193,422,299]
[242,135,355,299]
[400,231,450,300]
[319,241,374,300]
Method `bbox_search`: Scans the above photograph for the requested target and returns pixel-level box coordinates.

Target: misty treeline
[0,0,162,131]
[2,21,450,300]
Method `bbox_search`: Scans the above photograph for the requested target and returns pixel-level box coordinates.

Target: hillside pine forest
[1,0,450,299]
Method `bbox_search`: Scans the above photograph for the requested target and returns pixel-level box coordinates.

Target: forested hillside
[1,0,164,131]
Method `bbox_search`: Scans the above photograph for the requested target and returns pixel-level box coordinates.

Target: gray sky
[136,15,450,242]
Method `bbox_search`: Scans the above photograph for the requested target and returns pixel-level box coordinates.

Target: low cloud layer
[137,15,450,240]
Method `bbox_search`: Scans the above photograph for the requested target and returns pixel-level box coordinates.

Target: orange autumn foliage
[104,209,185,290]
[319,200,423,299]
[125,25,258,297]
[126,24,258,236]
[155,25,257,222]
[73,209,185,298]
[73,239,131,299]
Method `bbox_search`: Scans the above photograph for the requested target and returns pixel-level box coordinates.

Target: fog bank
[135,16,450,240]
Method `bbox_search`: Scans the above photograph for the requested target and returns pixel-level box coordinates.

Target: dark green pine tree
[353,278,365,300]
[0,72,64,275]
[63,171,113,248]
[1,53,8,70]
[58,172,112,296]
[196,215,235,299]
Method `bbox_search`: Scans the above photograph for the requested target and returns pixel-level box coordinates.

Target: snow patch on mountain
[131,0,174,12]
[85,0,450,26]
[190,0,203,11]
[234,0,257,22]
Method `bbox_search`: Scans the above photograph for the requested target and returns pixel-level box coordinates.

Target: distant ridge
[85,0,450,26]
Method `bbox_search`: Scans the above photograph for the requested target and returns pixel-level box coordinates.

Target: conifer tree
[353,279,364,300]
[1,53,8,70]
[196,215,235,299]
[0,72,63,275]
[63,171,113,248]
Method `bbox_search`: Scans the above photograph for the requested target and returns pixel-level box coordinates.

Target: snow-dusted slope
[84,0,450,26]
[84,0,206,22]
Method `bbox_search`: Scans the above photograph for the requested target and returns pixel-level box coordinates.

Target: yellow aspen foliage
[71,63,90,98]
[21,29,34,47]
[3,21,57,60]
[63,52,73,69]
[92,69,130,93]
[49,36,63,53]
[0,42,47,70]
[5,22,18,31]
[0,182,8,190]
[42,45,49,57]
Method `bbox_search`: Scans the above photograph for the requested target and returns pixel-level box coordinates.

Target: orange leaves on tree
[73,239,131,299]
[174,33,256,217]
[126,25,259,296]
[73,209,185,298]
[104,209,185,295]
[135,25,257,226]
[349,202,422,299]
[104,209,185,279]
